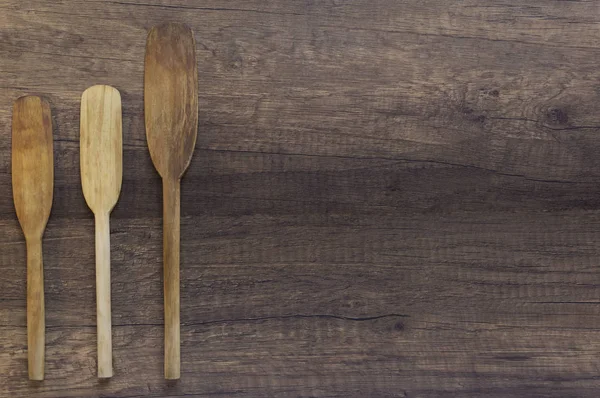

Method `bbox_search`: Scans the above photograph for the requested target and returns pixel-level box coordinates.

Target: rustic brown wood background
[2,0,600,397]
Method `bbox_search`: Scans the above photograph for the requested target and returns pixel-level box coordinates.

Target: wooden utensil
[12,96,54,381]
[80,85,123,378]
[144,22,198,380]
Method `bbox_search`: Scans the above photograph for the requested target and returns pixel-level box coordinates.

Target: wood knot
[394,321,405,331]
[478,88,499,98]
[546,107,568,126]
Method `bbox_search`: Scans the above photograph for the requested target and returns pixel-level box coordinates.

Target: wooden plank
[1,147,600,220]
[2,319,600,398]
[2,212,600,320]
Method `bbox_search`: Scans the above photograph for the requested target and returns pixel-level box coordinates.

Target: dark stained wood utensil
[80,84,123,378]
[12,96,54,381]
[144,22,198,380]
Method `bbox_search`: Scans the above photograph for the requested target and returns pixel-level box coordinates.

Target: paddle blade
[12,96,54,239]
[144,22,198,179]
[80,85,123,214]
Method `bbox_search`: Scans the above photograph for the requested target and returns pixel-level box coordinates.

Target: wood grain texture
[145,22,198,380]
[11,96,54,381]
[80,84,123,378]
[2,0,600,396]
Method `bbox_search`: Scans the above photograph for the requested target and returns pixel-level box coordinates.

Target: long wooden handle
[26,237,45,381]
[95,212,113,378]
[163,177,181,379]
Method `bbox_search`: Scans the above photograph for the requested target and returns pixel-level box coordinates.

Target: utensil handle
[95,212,113,378]
[163,177,181,379]
[26,237,45,381]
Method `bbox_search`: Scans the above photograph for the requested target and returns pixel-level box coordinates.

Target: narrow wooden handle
[95,212,113,378]
[26,237,45,381]
[163,177,181,379]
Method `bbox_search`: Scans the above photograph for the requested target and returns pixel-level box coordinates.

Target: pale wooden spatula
[145,22,198,380]
[12,96,54,381]
[80,85,123,378]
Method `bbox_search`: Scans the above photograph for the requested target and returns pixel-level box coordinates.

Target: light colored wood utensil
[145,22,198,380]
[80,85,123,378]
[12,96,54,381]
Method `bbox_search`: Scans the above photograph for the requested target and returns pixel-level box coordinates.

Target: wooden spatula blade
[12,96,54,238]
[144,22,198,179]
[80,84,123,214]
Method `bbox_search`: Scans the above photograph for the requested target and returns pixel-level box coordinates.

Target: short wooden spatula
[80,85,123,378]
[12,96,54,381]
[145,23,198,380]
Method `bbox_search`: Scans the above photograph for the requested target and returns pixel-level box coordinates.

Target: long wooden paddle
[12,96,54,381]
[80,85,123,378]
[144,23,198,380]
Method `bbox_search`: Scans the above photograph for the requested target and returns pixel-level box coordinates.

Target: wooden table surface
[2,1,600,397]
